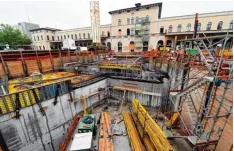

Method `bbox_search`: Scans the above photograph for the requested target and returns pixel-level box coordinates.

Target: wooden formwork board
[99,112,114,151]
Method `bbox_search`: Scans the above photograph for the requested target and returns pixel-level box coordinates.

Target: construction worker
[74,66,78,75]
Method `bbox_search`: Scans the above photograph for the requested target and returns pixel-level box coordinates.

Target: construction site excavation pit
[0,38,232,151]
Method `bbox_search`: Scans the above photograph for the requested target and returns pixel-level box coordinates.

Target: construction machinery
[78,114,96,135]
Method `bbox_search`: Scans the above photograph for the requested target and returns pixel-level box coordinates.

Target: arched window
[61,36,63,40]
[79,33,81,39]
[217,21,223,30]
[64,35,66,39]
[34,36,36,41]
[47,35,50,40]
[37,36,39,41]
[197,22,201,31]
[102,31,105,37]
[83,33,85,39]
[206,22,212,31]
[41,35,43,40]
[136,17,139,24]
[57,36,59,40]
[88,33,90,39]
[166,40,172,47]
[129,41,134,52]
[71,34,73,39]
[75,34,77,39]
[107,31,110,37]
[39,46,41,50]
[168,25,173,33]
[158,40,164,46]
[52,36,54,41]
[127,18,130,25]
[67,35,70,38]
[186,23,191,31]
[131,17,134,24]
[131,28,134,35]
[160,26,164,34]
[107,42,111,50]
[229,20,233,29]
[127,28,130,35]
[118,19,121,26]
[145,15,149,22]
[177,24,182,32]
[43,45,45,50]
[118,42,122,52]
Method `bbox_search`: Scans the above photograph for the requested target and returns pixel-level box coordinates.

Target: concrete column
[174,36,177,49]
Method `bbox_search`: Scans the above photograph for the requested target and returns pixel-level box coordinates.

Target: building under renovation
[0,2,233,151]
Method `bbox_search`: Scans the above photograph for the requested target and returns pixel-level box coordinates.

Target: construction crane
[89,1,106,52]
[90,1,100,46]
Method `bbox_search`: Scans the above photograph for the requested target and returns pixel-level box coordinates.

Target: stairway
[195,42,216,75]
[176,76,213,97]
[170,76,214,111]
[186,94,198,125]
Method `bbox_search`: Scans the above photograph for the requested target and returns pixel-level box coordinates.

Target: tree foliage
[0,24,32,47]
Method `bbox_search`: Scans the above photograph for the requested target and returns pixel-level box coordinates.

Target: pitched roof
[29,27,61,32]
[108,2,162,16]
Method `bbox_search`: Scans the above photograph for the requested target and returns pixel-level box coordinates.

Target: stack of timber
[132,99,174,151]
[131,112,156,151]
[99,112,114,151]
[123,112,145,151]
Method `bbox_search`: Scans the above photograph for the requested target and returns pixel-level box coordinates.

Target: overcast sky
[0,0,233,29]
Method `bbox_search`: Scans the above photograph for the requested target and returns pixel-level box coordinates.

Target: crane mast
[90,1,100,45]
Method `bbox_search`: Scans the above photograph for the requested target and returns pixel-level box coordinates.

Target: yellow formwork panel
[28,90,36,104]
[0,97,7,114]
[8,72,76,94]
[131,113,156,151]
[217,49,233,57]
[123,112,145,151]
[5,95,14,112]
[132,99,174,151]
[168,112,179,127]
[99,64,141,70]
[19,93,26,107]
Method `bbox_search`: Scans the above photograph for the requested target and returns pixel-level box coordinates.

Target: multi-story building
[15,22,40,39]
[30,2,233,51]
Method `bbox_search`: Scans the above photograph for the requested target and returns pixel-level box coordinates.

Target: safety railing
[0,80,72,115]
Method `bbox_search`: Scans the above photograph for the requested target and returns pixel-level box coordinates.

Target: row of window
[166,20,233,33]
[37,45,45,50]
[33,31,111,41]
[118,15,150,26]
[58,33,91,41]
[117,28,135,36]
[34,35,54,41]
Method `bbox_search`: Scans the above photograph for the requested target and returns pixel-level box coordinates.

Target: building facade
[30,2,233,51]
[15,22,40,39]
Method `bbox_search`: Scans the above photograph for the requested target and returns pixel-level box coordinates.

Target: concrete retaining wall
[107,78,164,107]
[0,79,107,151]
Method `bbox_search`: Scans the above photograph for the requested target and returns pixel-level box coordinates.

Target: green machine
[78,114,96,135]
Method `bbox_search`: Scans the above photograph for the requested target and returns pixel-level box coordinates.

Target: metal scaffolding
[169,31,233,150]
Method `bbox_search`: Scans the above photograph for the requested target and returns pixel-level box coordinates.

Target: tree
[0,24,32,48]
